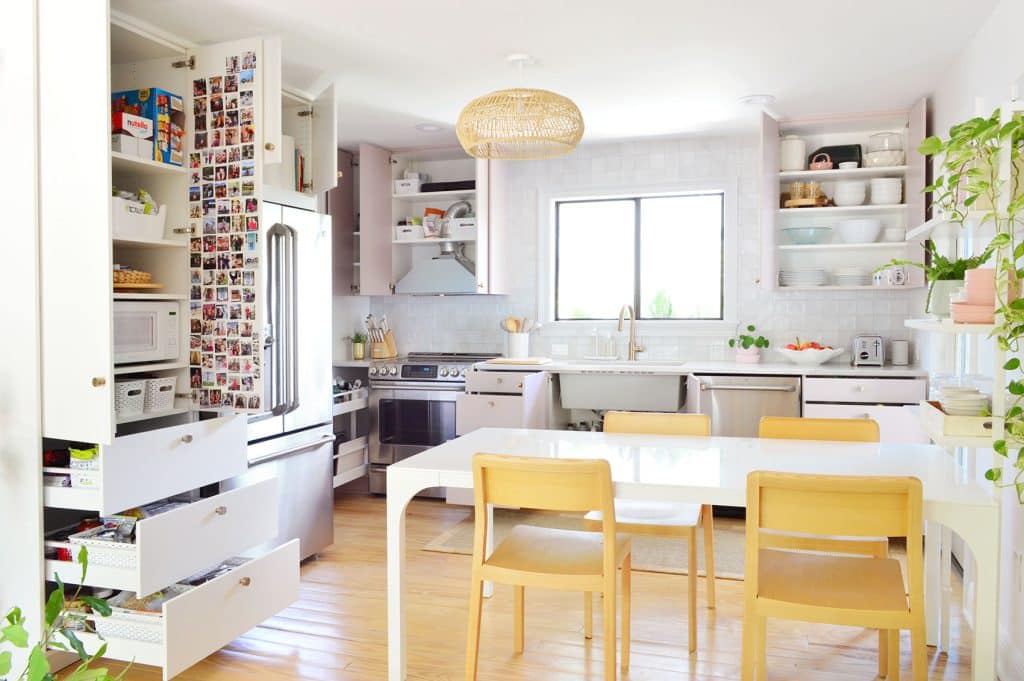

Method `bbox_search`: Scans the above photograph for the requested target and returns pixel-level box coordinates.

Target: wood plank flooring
[100,493,972,680]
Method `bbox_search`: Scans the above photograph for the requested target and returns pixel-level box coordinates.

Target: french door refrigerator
[224,200,334,560]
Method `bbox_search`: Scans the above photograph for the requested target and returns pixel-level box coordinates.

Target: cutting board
[485,357,552,366]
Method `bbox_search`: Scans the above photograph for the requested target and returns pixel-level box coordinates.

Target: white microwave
[113,301,180,364]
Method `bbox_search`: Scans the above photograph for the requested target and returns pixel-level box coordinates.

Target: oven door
[371,384,459,465]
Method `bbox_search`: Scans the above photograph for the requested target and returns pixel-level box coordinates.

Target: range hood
[394,243,477,295]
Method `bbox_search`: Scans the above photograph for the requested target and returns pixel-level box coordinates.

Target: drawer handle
[180,434,194,444]
[496,378,504,384]
[853,385,864,392]
[488,400,495,407]
[238,577,252,587]
[215,506,227,515]
[516,383,523,390]
[264,142,276,151]
[92,377,106,387]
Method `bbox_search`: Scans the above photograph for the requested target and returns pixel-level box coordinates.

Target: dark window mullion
[633,198,642,318]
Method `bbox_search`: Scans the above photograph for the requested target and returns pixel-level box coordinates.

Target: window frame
[538,180,739,335]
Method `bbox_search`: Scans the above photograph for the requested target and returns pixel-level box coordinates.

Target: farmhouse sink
[557,366,684,411]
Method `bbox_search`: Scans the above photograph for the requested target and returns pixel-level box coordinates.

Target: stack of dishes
[870,178,903,205]
[779,269,829,287]
[834,266,870,287]
[939,387,989,416]
[833,180,866,207]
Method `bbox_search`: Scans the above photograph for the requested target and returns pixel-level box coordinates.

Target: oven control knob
[460,368,468,377]
[388,366,398,376]
[447,367,458,378]
[439,367,449,377]
[368,366,377,376]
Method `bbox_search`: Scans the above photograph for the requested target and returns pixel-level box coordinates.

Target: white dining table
[386,428,1000,681]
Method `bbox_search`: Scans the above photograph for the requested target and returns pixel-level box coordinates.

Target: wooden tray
[113,283,164,290]
[783,196,830,208]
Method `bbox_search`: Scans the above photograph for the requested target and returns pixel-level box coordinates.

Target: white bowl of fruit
[777,339,844,366]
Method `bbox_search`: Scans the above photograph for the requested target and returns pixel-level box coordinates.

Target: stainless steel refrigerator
[223,200,334,561]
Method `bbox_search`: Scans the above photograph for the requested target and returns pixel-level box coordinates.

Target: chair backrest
[744,471,923,603]
[472,453,618,574]
[604,411,711,436]
[758,416,879,442]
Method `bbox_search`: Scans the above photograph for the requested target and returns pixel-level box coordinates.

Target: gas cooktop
[368,352,501,382]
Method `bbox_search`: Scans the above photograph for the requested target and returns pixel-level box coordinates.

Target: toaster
[853,335,885,367]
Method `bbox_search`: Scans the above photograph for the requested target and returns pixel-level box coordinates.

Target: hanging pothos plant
[919,107,1024,498]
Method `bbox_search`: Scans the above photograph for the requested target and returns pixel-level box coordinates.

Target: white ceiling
[113,0,996,151]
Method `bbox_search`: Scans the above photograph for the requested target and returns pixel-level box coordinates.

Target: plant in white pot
[878,240,996,317]
[728,325,769,363]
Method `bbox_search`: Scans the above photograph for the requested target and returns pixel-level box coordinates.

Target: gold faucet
[618,304,644,360]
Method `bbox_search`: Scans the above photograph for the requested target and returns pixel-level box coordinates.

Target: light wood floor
[102,493,972,680]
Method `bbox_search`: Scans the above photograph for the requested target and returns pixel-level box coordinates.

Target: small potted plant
[350,332,367,361]
[877,239,996,317]
[729,324,770,363]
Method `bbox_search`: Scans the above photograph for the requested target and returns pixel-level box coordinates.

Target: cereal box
[112,88,185,166]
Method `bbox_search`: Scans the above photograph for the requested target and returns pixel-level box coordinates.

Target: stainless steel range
[368,352,500,495]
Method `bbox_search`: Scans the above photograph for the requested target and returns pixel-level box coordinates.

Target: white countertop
[474,359,927,378]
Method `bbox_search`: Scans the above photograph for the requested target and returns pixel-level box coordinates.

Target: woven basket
[144,376,177,413]
[115,380,146,417]
[112,269,153,284]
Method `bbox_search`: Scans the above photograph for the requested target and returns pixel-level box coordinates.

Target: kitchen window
[554,192,726,321]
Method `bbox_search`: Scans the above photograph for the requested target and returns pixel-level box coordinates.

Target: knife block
[371,330,398,359]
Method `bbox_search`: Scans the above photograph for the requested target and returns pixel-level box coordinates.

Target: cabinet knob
[488,400,495,407]
[180,434,194,444]
[496,378,503,384]
[853,385,864,392]
[238,577,252,587]
[264,142,276,151]
[215,506,227,516]
[91,377,106,387]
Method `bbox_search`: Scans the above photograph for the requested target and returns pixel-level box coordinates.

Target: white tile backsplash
[334,133,926,360]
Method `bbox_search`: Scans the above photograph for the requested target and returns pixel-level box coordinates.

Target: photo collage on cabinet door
[187,49,262,411]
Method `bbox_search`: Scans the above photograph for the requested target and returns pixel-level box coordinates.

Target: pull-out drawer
[456,393,525,435]
[465,370,539,394]
[803,377,926,405]
[44,414,247,514]
[802,403,930,443]
[47,477,278,596]
[77,539,300,681]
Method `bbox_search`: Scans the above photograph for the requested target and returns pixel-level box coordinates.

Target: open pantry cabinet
[759,100,928,291]
[334,144,508,295]
[36,5,313,678]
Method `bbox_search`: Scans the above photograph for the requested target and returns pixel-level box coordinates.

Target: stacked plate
[939,387,989,416]
[779,269,829,287]
[834,266,870,287]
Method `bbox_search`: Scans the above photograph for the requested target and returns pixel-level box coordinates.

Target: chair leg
[465,573,485,681]
[878,629,888,679]
[741,602,756,681]
[702,504,716,609]
[755,616,767,680]
[887,629,900,681]
[621,553,631,671]
[687,528,698,653]
[513,585,524,654]
[603,575,617,681]
[583,591,593,639]
[910,621,926,681]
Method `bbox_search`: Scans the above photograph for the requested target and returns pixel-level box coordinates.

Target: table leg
[941,526,952,652]
[387,473,422,681]
[968,517,1000,681]
[924,519,941,648]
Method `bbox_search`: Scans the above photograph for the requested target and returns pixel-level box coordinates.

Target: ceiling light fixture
[456,54,584,161]
[738,94,776,107]
[415,123,443,132]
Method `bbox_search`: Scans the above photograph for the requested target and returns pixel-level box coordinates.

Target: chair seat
[757,549,908,612]
[584,500,702,533]
[486,525,630,576]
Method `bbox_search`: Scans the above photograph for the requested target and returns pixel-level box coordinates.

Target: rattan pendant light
[457,55,584,160]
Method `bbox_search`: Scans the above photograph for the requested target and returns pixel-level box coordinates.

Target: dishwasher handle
[699,383,797,392]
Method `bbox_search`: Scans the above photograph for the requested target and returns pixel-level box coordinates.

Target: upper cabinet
[759,99,928,292]
[332,145,506,296]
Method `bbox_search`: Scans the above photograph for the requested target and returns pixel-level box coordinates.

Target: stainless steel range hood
[394,242,477,295]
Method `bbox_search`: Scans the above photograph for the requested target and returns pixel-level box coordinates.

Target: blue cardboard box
[112,88,185,166]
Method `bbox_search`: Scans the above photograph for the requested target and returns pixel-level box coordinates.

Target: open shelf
[391,237,476,245]
[778,204,908,216]
[779,166,908,182]
[904,318,996,335]
[777,241,912,252]
[115,402,191,425]
[111,151,184,176]
[391,189,476,201]
[779,284,924,291]
[113,292,187,301]
[113,236,187,249]
[113,360,187,376]
[920,415,996,449]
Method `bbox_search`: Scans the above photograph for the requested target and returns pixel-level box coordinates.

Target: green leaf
[62,629,88,662]
[0,649,12,676]
[990,233,1013,248]
[1,622,29,648]
[59,668,111,681]
[994,439,1008,455]
[918,136,943,156]
[44,586,63,628]
[1006,358,1021,371]
[26,646,50,681]
[1009,405,1023,418]
[77,545,89,584]
[1010,381,1024,396]
[5,607,22,626]
[746,324,755,332]
[727,339,735,348]
[986,467,1003,482]
[79,596,111,618]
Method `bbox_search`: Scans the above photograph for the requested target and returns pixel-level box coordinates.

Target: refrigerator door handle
[267,224,294,416]
[284,224,300,415]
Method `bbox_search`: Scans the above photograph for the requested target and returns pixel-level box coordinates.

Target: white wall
[354,133,924,361]
[928,1,1024,676]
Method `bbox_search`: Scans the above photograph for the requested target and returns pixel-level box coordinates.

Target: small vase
[927,279,964,318]
[735,347,762,363]
[352,342,365,361]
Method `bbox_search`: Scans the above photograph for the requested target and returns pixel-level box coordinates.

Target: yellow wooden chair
[742,471,925,680]
[581,411,715,653]
[757,415,895,677]
[465,453,632,681]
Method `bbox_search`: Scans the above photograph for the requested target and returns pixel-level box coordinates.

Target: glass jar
[868,132,903,153]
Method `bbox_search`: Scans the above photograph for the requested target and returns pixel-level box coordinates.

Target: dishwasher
[686,374,801,438]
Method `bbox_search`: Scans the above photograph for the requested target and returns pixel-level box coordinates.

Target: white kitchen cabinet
[802,403,929,443]
[264,83,338,198]
[802,376,929,443]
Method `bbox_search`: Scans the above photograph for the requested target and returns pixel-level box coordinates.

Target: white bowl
[838,161,858,170]
[836,218,882,243]
[882,227,905,242]
[833,181,867,206]
[777,347,844,366]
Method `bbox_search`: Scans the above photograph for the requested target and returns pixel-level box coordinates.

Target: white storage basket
[68,526,137,569]
[393,178,421,195]
[114,380,146,417]
[144,376,177,413]
[111,197,167,241]
[70,469,100,489]
[95,585,192,643]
